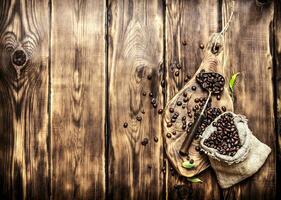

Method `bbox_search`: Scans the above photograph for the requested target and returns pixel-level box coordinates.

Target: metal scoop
[179,72,225,156]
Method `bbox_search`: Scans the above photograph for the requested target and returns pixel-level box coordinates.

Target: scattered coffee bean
[169,108,174,113]
[189,159,194,164]
[191,86,196,91]
[141,138,149,146]
[199,43,204,49]
[153,103,157,108]
[221,106,226,112]
[183,91,187,97]
[195,146,200,152]
[177,101,182,106]
[123,122,128,128]
[151,98,156,104]
[149,92,153,97]
[172,131,176,135]
[161,80,165,87]
[141,109,145,114]
[142,92,146,96]
[166,133,172,138]
[154,136,159,142]
[182,40,187,46]
[175,71,180,76]
[158,109,163,114]
[216,95,221,100]
[136,116,142,121]
[167,122,172,127]
[147,74,152,80]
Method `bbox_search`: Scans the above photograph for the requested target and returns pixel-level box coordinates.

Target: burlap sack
[200,112,271,188]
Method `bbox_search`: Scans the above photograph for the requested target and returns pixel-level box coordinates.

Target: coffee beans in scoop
[196,71,225,94]
[203,113,241,156]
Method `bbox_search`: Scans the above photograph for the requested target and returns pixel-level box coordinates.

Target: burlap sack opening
[200,112,271,188]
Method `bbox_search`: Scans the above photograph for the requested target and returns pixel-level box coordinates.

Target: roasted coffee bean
[172,131,177,135]
[154,136,159,142]
[199,43,204,49]
[177,101,182,106]
[169,108,174,113]
[182,124,187,130]
[182,116,186,121]
[195,146,200,151]
[183,91,188,97]
[142,92,146,96]
[149,92,153,97]
[171,118,176,123]
[161,80,165,87]
[151,98,156,104]
[141,138,149,146]
[123,122,128,128]
[221,106,226,112]
[141,109,145,114]
[175,71,180,76]
[216,95,221,100]
[136,116,142,121]
[189,159,194,164]
[167,122,172,127]
[166,133,172,138]
[194,98,200,103]
[182,40,187,46]
[158,109,163,114]
[191,86,196,91]
[147,74,152,80]
[153,103,157,108]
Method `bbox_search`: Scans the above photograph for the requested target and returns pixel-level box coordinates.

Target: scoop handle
[179,92,212,156]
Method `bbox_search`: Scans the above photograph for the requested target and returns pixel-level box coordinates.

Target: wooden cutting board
[163,33,234,177]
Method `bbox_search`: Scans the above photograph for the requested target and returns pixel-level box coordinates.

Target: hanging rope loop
[212,0,235,54]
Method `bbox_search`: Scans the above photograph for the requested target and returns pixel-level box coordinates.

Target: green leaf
[186,177,203,183]
[229,72,240,94]
[182,161,195,169]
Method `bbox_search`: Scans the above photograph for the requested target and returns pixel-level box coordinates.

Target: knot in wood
[12,49,27,66]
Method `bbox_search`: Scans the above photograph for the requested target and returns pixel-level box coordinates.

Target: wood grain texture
[50,0,106,199]
[107,0,164,199]
[222,0,275,199]
[0,0,50,199]
[165,1,221,199]
[274,0,281,198]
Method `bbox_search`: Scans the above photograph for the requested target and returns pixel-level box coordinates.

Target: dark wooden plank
[274,0,281,199]
[50,0,106,199]
[107,0,164,199]
[222,0,275,199]
[165,1,222,199]
[0,0,50,199]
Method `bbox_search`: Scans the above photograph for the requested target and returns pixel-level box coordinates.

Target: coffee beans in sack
[200,112,271,188]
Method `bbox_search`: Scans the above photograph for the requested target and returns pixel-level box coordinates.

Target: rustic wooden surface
[50,0,106,199]
[0,0,278,199]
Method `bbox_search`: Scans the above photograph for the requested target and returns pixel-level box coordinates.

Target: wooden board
[107,0,164,199]
[222,0,275,199]
[165,1,222,199]
[274,0,281,198]
[50,0,106,199]
[0,0,50,199]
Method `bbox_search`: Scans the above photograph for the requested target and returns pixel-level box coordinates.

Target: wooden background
[0,0,279,199]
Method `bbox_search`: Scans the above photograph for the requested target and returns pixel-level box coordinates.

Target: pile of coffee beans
[203,113,241,156]
[196,70,225,94]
